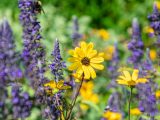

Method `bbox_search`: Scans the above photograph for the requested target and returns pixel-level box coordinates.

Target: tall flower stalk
[19,0,46,88]
[71,16,83,47]
[116,69,147,120]
[0,20,23,119]
[128,18,144,68]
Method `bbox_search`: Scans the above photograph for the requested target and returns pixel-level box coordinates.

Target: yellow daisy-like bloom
[130,108,141,115]
[80,81,99,110]
[155,90,160,99]
[116,69,148,86]
[150,49,157,61]
[144,26,154,34]
[98,29,110,40]
[104,45,115,60]
[68,42,104,79]
[155,1,160,10]
[103,110,122,120]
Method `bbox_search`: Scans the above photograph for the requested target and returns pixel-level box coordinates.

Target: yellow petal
[68,62,80,71]
[68,49,74,55]
[80,42,87,52]
[82,66,90,79]
[75,47,84,58]
[44,81,56,89]
[88,66,96,79]
[118,75,126,80]
[56,80,64,89]
[90,63,104,70]
[98,52,104,57]
[86,42,94,55]
[132,69,139,80]
[137,78,148,83]
[116,79,128,85]
[88,50,97,58]
[90,56,104,63]
[68,57,79,62]
[122,71,131,81]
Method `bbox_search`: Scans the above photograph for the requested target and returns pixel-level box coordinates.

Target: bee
[32,0,45,14]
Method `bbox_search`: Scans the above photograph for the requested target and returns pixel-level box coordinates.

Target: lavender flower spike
[128,18,144,68]
[71,16,83,47]
[19,0,46,88]
[11,84,32,119]
[49,39,66,81]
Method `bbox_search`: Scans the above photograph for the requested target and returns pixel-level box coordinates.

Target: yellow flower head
[44,80,71,95]
[150,49,157,61]
[155,1,160,10]
[116,69,148,86]
[68,42,104,79]
[104,45,115,60]
[130,108,141,115]
[98,29,110,40]
[144,26,154,34]
[103,110,122,120]
[155,90,160,99]
[80,81,99,110]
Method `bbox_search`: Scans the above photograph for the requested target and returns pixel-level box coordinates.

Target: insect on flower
[32,0,45,14]
[44,80,71,95]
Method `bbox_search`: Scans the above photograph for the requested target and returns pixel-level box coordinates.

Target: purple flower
[49,39,66,81]
[137,83,158,117]
[128,18,144,68]
[107,43,120,88]
[19,0,46,88]
[148,3,160,36]
[71,16,83,47]
[0,20,22,82]
[11,84,32,119]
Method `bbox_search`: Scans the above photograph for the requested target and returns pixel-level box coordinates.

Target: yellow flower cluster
[97,29,110,40]
[117,69,148,87]
[155,90,160,99]
[80,81,99,110]
[103,110,122,120]
[130,108,141,115]
[103,45,115,60]
[155,1,160,9]
[150,49,157,61]
[68,42,104,80]
[144,26,154,34]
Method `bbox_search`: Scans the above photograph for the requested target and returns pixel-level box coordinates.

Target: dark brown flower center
[81,57,90,66]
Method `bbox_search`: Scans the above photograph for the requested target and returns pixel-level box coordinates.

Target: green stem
[66,74,84,120]
[128,87,133,120]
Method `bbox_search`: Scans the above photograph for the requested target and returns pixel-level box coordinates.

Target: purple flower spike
[18,0,46,88]
[11,84,32,119]
[49,39,66,81]
[71,16,83,47]
[128,18,144,68]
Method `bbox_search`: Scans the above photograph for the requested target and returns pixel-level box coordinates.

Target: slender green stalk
[66,74,84,120]
[128,87,133,120]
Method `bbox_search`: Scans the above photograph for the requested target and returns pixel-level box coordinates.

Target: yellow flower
[44,80,71,95]
[97,29,110,40]
[116,69,148,86]
[130,108,141,115]
[103,110,122,120]
[155,1,160,10]
[144,26,154,34]
[150,49,157,61]
[80,81,99,110]
[155,90,160,99]
[104,46,115,60]
[68,42,104,79]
